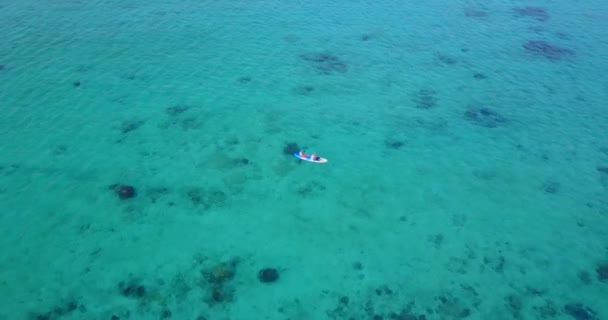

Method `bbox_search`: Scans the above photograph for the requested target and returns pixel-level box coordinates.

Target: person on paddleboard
[299,150,308,158]
[311,152,320,161]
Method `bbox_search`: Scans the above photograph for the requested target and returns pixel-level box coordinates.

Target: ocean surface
[1,0,607,319]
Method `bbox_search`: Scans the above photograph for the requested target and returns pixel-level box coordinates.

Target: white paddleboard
[294,153,328,164]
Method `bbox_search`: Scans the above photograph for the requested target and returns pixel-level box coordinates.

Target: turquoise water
[1,0,608,319]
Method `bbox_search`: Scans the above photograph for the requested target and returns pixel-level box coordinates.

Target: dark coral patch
[237,76,251,84]
[0,164,20,176]
[0,64,5,71]
[232,158,250,166]
[31,300,80,320]
[300,52,348,74]
[293,85,315,95]
[283,142,300,155]
[473,72,487,79]
[209,285,233,304]
[187,188,203,204]
[200,259,239,306]
[258,268,279,283]
[412,88,438,109]
[542,180,560,194]
[51,145,68,156]
[377,285,393,295]
[513,7,550,22]
[120,119,145,133]
[483,254,506,273]
[385,140,405,150]
[53,300,79,316]
[437,53,458,65]
[564,303,598,320]
[535,300,558,318]
[160,309,172,319]
[436,294,471,319]
[428,233,444,249]
[463,107,507,128]
[225,137,239,146]
[118,279,147,299]
[166,105,190,116]
[360,34,372,41]
[523,40,575,61]
[596,263,608,281]
[596,166,608,174]
[72,81,81,87]
[109,184,137,200]
[505,294,523,318]
[206,261,238,284]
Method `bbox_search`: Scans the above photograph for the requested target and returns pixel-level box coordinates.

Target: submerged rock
[109,184,137,200]
[385,140,405,150]
[258,268,279,283]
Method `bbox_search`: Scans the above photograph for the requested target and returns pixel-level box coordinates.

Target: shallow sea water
[1,0,607,319]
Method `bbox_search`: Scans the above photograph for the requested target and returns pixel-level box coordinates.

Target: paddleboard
[294,153,328,164]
